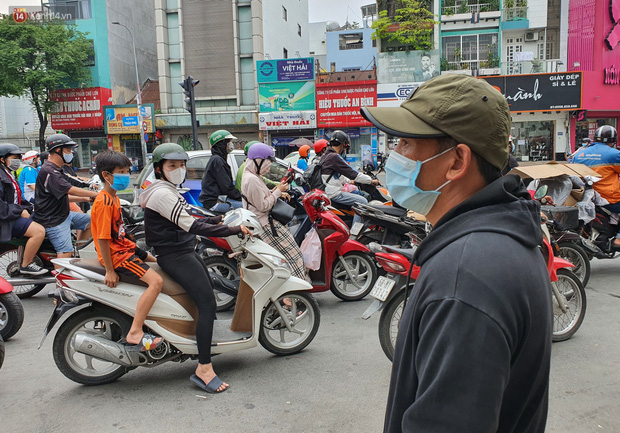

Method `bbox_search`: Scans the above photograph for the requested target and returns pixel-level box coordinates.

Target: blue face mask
[105,173,131,192]
[385,148,453,215]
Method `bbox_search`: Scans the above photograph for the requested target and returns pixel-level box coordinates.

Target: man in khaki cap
[360,74,552,433]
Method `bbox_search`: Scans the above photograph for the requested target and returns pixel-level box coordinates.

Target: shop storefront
[481,72,582,161]
[316,80,378,164]
[567,1,620,150]
[50,87,112,168]
[103,104,156,169]
[259,111,317,159]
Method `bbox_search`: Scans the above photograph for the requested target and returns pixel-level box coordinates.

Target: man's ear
[445,144,472,182]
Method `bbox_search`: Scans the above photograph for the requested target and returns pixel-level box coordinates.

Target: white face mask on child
[164,167,186,185]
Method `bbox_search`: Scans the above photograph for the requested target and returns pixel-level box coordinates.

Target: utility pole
[179,76,200,150]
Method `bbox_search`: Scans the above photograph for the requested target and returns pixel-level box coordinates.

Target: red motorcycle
[0,275,24,342]
[302,189,377,301]
[363,223,586,361]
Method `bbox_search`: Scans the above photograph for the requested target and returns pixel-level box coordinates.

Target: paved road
[1,253,619,432]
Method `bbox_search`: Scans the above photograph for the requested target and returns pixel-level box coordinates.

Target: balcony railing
[442,3,499,16]
[502,59,565,75]
[503,6,528,21]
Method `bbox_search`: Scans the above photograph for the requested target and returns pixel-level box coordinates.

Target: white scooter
[39,209,320,386]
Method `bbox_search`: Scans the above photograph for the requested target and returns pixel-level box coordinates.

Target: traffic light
[178,76,200,150]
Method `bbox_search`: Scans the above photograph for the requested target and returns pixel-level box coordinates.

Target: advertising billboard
[316,81,377,128]
[256,58,315,83]
[50,87,112,130]
[104,104,156,134]
[377,50,440,84]
[259,111,317,130]
[481,72,583,112]
[377,83,419,107]
[258,81,316,112]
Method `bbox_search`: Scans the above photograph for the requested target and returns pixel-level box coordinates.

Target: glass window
[441,33,498,70]
[169,62,183,108]
[234,154,246,169]
[85,40,95,67]
[339,33,364,50]
[238,6,252,55]
[264,160,289,182]
[575,118,617,143]
[166,0,178,9]
[186,156,211,180]
[167,13,180,59]
[511,121,555,162]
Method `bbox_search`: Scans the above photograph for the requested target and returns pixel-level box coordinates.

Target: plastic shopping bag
[300,228,322,271]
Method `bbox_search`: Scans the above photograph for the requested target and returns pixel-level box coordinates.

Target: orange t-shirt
[91,190,136,268]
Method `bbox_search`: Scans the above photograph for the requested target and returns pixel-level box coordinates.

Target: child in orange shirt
[92,151,164,351]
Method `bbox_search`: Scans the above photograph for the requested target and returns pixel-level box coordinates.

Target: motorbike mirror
[534,185,548,200]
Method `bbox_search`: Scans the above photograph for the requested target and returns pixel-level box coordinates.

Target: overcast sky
[308,0,373,25]
[2,1,372,26]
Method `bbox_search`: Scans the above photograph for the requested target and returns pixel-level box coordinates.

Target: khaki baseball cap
[360,74,511,170]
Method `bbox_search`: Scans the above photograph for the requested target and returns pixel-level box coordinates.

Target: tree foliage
[372,0,435,51]
[0,16,92,150]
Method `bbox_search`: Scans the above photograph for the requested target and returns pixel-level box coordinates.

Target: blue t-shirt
[18,166,38,202]
[297,158,308,171]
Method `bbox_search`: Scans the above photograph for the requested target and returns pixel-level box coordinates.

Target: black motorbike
[351,202,427,250]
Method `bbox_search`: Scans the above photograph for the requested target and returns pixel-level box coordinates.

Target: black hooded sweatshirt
[384,174,552,433]
[198,142,242,208]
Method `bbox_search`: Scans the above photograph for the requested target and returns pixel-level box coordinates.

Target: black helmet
[329,130,350,148]
[46,133,77,152]
[0,143,23,158]
[594,125,617,144]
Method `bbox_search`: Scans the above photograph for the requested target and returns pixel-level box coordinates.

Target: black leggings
[157,251,215,364]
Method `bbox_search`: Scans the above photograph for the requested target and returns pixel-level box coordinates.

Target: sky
[308,0,372,25]
[2,1,372,26]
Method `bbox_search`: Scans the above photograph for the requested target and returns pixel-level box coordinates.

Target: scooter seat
[367,204,407,218]
[382,246,415,262]
[71,258,187,296]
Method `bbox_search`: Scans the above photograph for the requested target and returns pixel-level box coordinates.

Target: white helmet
[23,150,39,163]
[222,208,263,248]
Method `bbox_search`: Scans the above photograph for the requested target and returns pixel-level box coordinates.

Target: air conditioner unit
[525,32,537,42]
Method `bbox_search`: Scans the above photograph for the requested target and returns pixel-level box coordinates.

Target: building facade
[154,0,309,148]
[40,0,158,168]
[567,0,620,151]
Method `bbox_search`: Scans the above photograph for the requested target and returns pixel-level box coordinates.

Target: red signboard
[316,81,377,128]
[50,87,112,130]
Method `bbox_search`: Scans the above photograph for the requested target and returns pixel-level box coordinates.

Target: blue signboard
[123,116,138,127]
[257,58,314,83]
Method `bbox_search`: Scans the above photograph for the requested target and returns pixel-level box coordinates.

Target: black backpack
[299,158,333,191]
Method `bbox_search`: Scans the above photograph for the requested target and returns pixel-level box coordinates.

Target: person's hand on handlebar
[540,195,555,205]
[371,179,380,186]
[239,224,253,237]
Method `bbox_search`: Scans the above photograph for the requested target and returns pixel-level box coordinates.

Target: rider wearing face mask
[319,130,380,225]
[361,74,552,433]
[0,143,48,275]
[140,143,251,394]
[199,130,243,211]
[33,134,98,261]
[240,143,307,281]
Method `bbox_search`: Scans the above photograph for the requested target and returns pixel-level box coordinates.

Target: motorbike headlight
[264,254,291,271]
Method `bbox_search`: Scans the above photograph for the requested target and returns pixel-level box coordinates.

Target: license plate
[369,276,396,302]
[351,222,363,236]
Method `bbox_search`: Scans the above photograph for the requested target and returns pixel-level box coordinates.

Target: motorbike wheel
[202,256,238,312]
[0,250,46,299]
[330,252,377,301]
[0,292,25,340]
[259,292,320,356]
[552,269,587,342]
[53,306,132,385]
[557,242,591,287]
[378,290,406,362]
[0,334,4,370]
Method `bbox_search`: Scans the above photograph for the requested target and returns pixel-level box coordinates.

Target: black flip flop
[190,374,228,394]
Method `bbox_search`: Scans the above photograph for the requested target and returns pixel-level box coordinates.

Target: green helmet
[152,143,188,164]
[244,140,261,156]
[210,129,236,147]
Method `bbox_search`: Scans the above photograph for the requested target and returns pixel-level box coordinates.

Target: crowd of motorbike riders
[2,121,620,392]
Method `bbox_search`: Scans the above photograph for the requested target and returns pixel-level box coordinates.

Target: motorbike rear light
[376,257,407,274]
[55,272,78,288]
